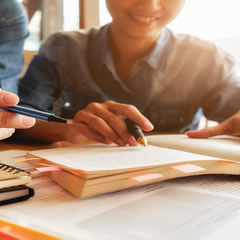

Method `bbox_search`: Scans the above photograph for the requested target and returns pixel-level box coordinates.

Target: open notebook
[26,134,240,198]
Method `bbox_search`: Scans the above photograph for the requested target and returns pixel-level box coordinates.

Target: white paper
[27,144,221,172]
[148,134,240,161]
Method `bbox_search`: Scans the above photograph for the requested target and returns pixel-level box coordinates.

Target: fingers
[186,125,225,138]
[0,128,15,140]
[65,121,109,144]
[107,101,153,131]
[106,101,153,145]
[0,89,19,107]
[72,101,153,146]
[186,112,240,139]
[0,111,36,129]
[0,90,35,133]
[75,108,136,146]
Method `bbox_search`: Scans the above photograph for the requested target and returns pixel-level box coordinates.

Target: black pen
[125,119,148,147]
[0,105,67,124]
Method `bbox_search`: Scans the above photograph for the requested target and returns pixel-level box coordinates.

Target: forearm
[14,101,154,145]
[15,120,67,143]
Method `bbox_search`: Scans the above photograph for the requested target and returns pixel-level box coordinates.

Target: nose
[151,0,161,10]
[137,0,162,12]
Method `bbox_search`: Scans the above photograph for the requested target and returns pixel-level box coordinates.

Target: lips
[130,13,161,23]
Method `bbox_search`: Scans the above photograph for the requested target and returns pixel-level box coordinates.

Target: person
[0,0,35,140]
[17,0,240,146]
[0,90,35,140]
[0,0,29,94]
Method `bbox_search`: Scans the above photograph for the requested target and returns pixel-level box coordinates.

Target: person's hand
[186,111,240,138]
[0,90,36,140]
[64,101,154,146]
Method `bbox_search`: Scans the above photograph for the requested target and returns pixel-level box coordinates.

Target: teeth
[131,14,158,23]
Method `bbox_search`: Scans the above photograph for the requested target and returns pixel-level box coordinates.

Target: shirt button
[64,102,71,108]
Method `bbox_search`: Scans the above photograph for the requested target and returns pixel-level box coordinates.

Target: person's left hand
[186,111,240,138]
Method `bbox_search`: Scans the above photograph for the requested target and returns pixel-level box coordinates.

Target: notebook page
[28,144,221,172]
[148,134,240,161]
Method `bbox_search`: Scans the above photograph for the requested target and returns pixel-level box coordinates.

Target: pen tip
[137,137,148,147]
[48,115,67,124]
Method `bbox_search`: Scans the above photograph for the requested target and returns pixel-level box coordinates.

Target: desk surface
[0,139,97,153]
[0,140,84,151]
[1,139,240,239]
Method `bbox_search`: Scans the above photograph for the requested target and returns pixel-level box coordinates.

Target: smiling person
[17,0,240,145]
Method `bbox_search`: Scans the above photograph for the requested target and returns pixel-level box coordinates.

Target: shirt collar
[94,25,170,73]
[141,28,170,70]
[94,24,112,74]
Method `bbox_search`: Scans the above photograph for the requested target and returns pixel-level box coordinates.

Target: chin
[124,27,162,40]
[128,22,164,39]
[112,20,162,40]
[129,33,157,40]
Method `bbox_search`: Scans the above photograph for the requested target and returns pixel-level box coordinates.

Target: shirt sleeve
[202,47,240,122]
[19,33,66,112]
[19,55,61,112]
[0,0,28,93]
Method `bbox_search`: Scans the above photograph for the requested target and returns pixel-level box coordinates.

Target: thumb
[0,89,19,107]
[186,124,226,139]
[0,128,15,140]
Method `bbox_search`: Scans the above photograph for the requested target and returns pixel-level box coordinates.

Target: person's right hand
[0,90,36,140]
[64,101,154,146]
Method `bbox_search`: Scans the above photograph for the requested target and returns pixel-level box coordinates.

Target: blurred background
[19,0,240,62]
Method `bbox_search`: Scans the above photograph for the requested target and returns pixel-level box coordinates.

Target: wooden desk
[0,138,95,151]
[1,138,240,239]
[0,140,73,151]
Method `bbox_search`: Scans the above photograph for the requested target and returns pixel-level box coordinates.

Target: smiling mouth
[130,14,161,23]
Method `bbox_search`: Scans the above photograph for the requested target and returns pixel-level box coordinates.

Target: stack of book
[26,134,240,199]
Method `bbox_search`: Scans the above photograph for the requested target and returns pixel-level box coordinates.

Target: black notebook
[0,185,34,205]
[0,163,34,205]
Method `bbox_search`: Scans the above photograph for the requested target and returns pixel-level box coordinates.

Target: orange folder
[0,219,61,240]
